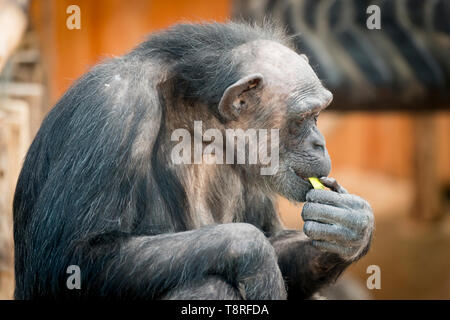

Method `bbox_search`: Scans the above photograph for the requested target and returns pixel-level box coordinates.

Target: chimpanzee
[13,22,374,300]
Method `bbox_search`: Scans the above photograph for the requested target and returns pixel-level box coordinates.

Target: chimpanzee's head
[217,40,333,202]
[148,23,332,202]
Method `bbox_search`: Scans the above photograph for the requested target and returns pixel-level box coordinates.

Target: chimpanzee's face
[231,40,333,202]
[276,97,332,202]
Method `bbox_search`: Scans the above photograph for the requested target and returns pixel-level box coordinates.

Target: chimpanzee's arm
[269,230,351,299]
[70,223,287,300]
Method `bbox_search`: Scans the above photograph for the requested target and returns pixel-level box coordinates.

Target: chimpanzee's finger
[303,221,360,244]
[302,202,354,228]
[306,189,367,210]
[319,177,348,194]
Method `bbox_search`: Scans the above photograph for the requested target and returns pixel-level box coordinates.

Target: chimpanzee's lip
[288,167,308,180]
[288,167,312,184]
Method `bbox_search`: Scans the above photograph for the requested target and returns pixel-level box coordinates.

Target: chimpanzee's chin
[281,184,310,203]
[292,188,309,203]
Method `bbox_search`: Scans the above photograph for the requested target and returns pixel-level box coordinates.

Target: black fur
[132,22,286,108]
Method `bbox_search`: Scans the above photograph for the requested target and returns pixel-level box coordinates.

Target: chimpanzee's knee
[217,223,279,269]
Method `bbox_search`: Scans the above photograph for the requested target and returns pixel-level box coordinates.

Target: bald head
[228,40,333,116]
[234,41,319,86]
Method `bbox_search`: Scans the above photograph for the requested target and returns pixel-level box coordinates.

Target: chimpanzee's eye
[292,114,306,127]
[288,118,304,135]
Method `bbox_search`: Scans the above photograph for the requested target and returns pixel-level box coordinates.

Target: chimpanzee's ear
[218,73,264,122]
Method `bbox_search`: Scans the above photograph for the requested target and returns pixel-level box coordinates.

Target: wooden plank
[0,0,28,72]
[0,98,30,300]
[412,114,442,220]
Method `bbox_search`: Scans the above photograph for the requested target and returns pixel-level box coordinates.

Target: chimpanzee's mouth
[288,167,312,185]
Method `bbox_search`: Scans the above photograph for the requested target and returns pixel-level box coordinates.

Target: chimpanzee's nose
[313,139,325,152]
[322,89,333,108]
[308,129,326,153]
[302,128,331,178]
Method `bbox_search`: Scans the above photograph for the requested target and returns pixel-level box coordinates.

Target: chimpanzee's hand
[301,177,374,261]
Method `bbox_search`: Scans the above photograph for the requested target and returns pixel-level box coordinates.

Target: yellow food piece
[308,177,325,189]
